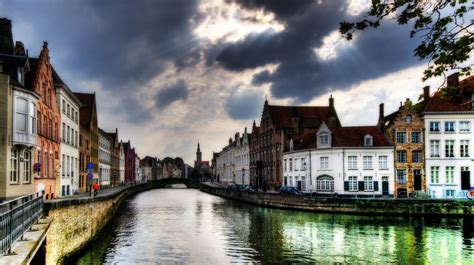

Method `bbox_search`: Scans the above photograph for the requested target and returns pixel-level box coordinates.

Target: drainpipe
[309,150,312,192]
[342,148,345,195]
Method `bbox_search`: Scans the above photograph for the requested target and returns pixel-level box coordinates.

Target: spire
[197,141,200,151]
[264,94,268,106]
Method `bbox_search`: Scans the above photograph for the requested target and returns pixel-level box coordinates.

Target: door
[297,180,302,191]
[382,176,389,196]
[414,169,422,191]
[461,170,471,190]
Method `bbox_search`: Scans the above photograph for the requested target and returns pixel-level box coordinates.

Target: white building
[98,129,111,188]
[135,155,143,182]
[215,136,237,185]
[235,128,250,185]
[423,97,474,198]
[54,71,81,196]
[119,142,125,184]
[283,123,394,197]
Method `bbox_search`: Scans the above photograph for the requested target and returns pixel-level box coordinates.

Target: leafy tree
[340,0,474,81]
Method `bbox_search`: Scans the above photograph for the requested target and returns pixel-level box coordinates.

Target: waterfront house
[283,123,394,197]
[0,19,38,200]
[235,129,251,185]
[99,128,112,188]
[105,129,120,187]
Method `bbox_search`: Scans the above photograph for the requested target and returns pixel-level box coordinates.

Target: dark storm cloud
[225,89,263,120]
[212,0,422,103]
[155,79,189,109]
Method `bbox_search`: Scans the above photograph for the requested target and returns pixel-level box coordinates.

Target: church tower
[196,142,202,165]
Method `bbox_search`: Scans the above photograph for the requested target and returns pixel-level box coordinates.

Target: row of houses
[212,74,474,199]
[0,18,151,201]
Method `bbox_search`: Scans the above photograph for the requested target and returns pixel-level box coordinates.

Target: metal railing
[0,191,44,256]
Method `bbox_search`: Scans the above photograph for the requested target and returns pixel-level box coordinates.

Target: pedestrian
[93,182,100,196]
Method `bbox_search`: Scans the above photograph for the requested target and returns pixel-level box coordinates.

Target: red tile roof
[460,75,474,93]
[294,126,391,150]
[424,96,469,112]
[267,105,340,129]
[74,92,96,126]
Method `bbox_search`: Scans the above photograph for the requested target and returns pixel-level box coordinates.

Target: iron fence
[0,191,44,256]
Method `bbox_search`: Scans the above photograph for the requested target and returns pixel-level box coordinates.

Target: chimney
[229,137,232,145]
[14,41,25,56]
[379,103,384,121]
[447,72,459,87]
[329,94,334,109]
[423,86,430,102]
[0,18,14,54]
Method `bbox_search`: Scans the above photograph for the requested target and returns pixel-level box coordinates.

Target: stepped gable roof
[424,96,469,112]
[74,92,96,126]
[293,126,391,150]
[267,105,339,129]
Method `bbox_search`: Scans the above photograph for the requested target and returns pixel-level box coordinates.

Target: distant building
[54,68,81,196]
[283,123,394,196]
[75,92,99,192]
[235,128,250,185]
[119,142,125,184]
[215,137,237,185]
[105,129,120,187]
[122,141,136,184]
[141,156,159,181]
[0,19,38,200]
[99,128,112,188]
[194,142,211,180]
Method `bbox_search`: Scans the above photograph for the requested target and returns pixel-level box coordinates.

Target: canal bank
[200,183,474,216]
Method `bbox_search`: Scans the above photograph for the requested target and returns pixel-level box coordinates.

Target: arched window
[405,114,412,124]
[316,175,334,191]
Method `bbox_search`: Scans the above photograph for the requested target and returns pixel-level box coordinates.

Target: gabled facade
[26,43,61,200]
[75,92,99,192]
[54,68,81,196]
[252,96,341,190]
[380,90,427,197]
[215,137,236,185]
[98,128,112,188]
[0,18,39,200]
[283,123,394,197]
[122,141,136,183]
[235,128,250,185]
[105,129,120,187]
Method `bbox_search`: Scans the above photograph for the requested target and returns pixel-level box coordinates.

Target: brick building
[251,97,341,191]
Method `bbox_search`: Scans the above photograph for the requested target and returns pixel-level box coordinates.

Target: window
[67,125,70,144]
[397,169,407,184]
[348,176,358,191]
[412,150,422,163]
[397,151,407,163]
[10,149,18,183]
[62,123,65,142]
[62,154,65,177]
[445,121,455,132]
[363,156,372,169]
[15,98,28,131]
[317,175,334,191]
[405,114,412,124]
[396,132,406,143]
[294,158,299,171]
[75,111,78,123]
[411,132,421,143]
[430,166,439,183]
[67,103,70,116]
[348,156,357,169]
[319,132,329,146]
[445,190,455,198]
[460,140,470,157]
[24,151,31,183]
[460,121,471,132]
[301,158,306,170]
[430,140,440,157]
[284,159,287,172]
[364,135,373,146]
[62,100,66,113]
[364,176,373,191]
[30,102,37,134]
[445,166,454,183]
[430,122,440,132]
[44,151,48,177]
[378,156,388,169]
[445,140,454,158]
[289,158,293,171]
[320,157,329,169]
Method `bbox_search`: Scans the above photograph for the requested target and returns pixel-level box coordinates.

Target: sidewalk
[48,183,140,203]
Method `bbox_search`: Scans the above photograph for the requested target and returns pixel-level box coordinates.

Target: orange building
[25,42,61,199]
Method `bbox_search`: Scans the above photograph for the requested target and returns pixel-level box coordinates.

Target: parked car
[242,185,254,192]
[227,183,237,190]
[279,186,303,195]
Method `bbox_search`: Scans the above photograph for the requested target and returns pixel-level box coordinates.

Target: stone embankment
[200,183,474,216]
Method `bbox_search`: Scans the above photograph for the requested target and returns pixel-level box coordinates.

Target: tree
[340,0,474,81]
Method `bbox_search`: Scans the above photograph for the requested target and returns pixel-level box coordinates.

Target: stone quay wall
[43,182,152,264]
[200,184,474,216]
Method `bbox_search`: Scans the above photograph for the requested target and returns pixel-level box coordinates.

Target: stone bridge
[150,177,199,188]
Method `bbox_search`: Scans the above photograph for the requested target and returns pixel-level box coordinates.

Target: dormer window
[405,114,412,124]
[364,134,373,146]
[319,133,329,146]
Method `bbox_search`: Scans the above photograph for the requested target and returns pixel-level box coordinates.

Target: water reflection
[74,189,474,264]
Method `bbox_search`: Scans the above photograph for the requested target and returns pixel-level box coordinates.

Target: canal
[73,189,474,264]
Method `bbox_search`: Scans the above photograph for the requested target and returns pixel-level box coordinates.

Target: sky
[0,0,466,164]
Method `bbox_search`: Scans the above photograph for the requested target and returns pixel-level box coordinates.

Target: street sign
[87,163,94,170]
[87,173,94,180]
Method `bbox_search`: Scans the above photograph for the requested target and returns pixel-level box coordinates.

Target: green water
[73,189,474,264]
